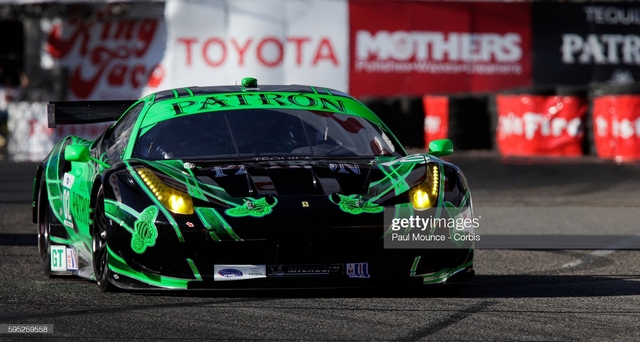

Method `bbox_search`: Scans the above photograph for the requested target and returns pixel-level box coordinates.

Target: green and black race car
[33,77,475,291]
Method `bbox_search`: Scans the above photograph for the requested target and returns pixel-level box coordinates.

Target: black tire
[92,185,117,292]
[36,177,52,278]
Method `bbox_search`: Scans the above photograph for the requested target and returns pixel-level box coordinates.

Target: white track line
[561,234,640,268]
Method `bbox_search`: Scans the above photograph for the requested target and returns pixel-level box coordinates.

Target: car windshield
[133,109,403,160]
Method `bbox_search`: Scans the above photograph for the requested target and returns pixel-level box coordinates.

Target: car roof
[122,79,405,160]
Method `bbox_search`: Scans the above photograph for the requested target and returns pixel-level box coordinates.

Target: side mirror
[64,145,91,163]
[64,145,110,168]
[428,139,453,157]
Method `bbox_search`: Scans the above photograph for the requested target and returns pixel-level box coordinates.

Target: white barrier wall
[157,0,349,92]
[7,102,110,162]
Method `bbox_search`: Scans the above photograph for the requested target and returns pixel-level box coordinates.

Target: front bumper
[105,223,474,290]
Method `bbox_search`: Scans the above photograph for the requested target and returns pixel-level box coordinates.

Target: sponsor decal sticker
[268,264,343,276]
[66,247,78,271]
[213,265,266,281]
[217,269,243,278]
[50,246,79,272]
[62,173,75,188]
[346,263,370,278]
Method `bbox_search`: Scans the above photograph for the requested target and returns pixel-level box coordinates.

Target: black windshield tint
[134,109,402,160]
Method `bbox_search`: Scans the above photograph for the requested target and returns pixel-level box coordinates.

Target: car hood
[132,155,434,205]
[116,155,448,241]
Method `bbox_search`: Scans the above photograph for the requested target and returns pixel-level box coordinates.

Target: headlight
[136,168,194,215]
[409,164,439,210]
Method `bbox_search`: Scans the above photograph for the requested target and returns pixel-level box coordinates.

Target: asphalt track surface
[1,152,639,341]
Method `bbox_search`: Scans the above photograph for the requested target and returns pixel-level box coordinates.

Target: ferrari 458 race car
[33,77,475,291]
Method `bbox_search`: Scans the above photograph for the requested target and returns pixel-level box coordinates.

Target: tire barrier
[422,95,448,143]
[556,86,591,156]
[448,94,491,151]
[7,102,110,162]
[494,86,588,157]
[423,94,491,151]
[361,96,425,149]
[590,84,640,162]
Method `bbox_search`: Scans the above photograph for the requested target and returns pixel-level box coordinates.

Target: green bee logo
[131,206,159,254]
[225,197,278,218]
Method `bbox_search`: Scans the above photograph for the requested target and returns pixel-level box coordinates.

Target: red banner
[496,94,586,157]
[593,95,640,161]
[422,95,449,146]
[349,1,531,98]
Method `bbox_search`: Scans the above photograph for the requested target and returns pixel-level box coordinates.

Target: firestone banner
[592,94,640,161]
[496,94,587,157]
[349,1,532,97]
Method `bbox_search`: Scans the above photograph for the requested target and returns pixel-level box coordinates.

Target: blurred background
[0,0,639,162]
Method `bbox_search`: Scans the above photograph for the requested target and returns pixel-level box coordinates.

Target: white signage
[153,0,348,93]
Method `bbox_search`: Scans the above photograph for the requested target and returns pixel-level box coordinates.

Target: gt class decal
[213,265,267,281]
[50,245,78,272]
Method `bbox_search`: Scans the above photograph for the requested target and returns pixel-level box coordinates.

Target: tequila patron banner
[533,2,640,86]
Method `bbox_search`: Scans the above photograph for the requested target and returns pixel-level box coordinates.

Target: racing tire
[92,185,117,292]
[36,177,53,278]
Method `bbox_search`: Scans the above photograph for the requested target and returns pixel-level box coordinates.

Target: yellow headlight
[136,168,194,215]
[409,164,439,211]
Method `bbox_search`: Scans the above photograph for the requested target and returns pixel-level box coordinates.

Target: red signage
[593,95,640,161]
[496,94,587,157]
[349,1,532,98]
[422,95,449,146]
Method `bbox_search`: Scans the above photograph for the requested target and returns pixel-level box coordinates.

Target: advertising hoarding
[349,1,532,97]
[533,2,640,85]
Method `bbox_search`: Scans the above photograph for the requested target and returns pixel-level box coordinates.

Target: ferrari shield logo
[301,201,309,208]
